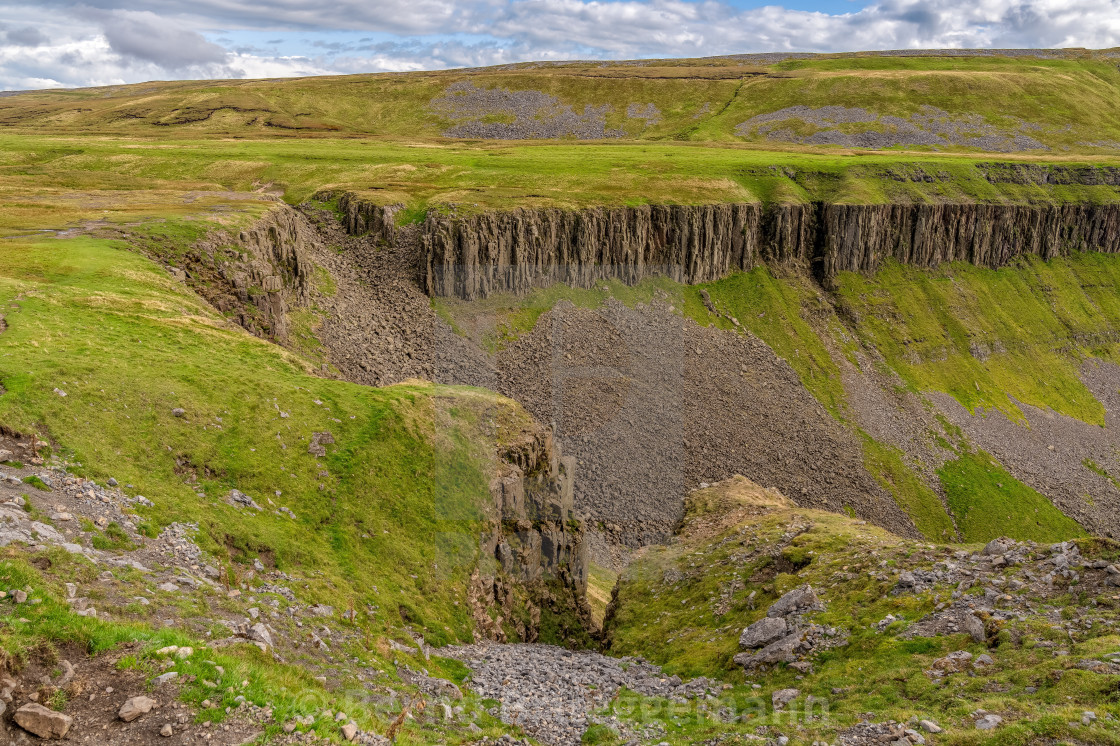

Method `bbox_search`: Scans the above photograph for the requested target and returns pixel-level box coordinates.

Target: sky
[2,0,1119,91]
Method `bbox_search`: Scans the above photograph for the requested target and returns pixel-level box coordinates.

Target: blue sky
[1,0,1118,90]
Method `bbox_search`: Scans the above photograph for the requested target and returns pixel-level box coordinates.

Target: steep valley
[5,48,1120,746]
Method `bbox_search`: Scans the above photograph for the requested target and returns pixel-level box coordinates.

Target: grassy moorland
[1,50,1120,743]
[4,52,1120,153]
[0,223,577,742]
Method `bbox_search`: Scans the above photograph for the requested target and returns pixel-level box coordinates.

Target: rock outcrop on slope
[147,202,320,341]
[401,200,1120,298]
[471,417,592,642]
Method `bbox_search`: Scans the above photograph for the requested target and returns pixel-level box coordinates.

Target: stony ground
[735,105,1048,151]
[442,643,720,746]
[490,299,913,563]
[0,437,722,745]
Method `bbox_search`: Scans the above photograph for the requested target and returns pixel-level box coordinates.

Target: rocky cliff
[472,421,592,641]
[334,198,1120,298]
[319,190,402,244]
[157,203,320,340]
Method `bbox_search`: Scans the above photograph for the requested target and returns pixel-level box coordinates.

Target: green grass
[602,478,1120,745]
[861,435,957,541]
[834,255,1120,426]
[0,231,545,646]
[938,450,1087,543]
[4,52,1120,157]
[22,475,50,491]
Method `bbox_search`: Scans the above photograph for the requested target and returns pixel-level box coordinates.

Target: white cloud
[2,0,1120,90]
[100,10,229,67]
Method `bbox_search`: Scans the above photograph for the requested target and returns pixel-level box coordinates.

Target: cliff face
[421,204,760,299]
[818,203,1120,277]
[320,190,402,244]
[471,422,592,642]
[352,198,1120,298]
[166,204,320,340]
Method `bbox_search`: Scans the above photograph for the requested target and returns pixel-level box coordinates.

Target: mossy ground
[598,478,1120,745]
[938,450,1088,543]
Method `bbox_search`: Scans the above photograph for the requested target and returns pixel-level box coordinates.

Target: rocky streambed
[442,643,721,746]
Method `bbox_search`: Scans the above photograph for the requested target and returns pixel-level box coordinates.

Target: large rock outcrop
[470,418,591,642]
[155,203,320,341]
[325,190,403,245]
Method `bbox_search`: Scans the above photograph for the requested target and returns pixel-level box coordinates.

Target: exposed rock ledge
[413,201,1120,298]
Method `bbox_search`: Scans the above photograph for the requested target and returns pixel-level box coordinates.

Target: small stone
[160,724,174,737]
[175,647,193,659]
[772,688,800,709]
[119,695,156,722]
[976,714,1003,730]
[13,589,27,603]
[974,654,994,667]
[154,672,179,686]
[248,622,273,649]
[14,702,73,739]
[341,722,358,741]
[172,408,185,417]
[920,720,942,733]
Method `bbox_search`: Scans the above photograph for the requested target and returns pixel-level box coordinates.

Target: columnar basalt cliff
[319,190,403,244]
[361,199,1120,298]
[422,204,761,299]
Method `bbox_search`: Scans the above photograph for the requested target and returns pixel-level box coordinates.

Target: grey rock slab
[767,586,822,618]
[14,702,73,739]
[739,617,788,649]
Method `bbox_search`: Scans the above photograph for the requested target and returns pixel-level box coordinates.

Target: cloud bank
[2,0,1119,90]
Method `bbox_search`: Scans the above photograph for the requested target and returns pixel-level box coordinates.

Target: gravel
[441,643,719,745]
[490,298,914,563]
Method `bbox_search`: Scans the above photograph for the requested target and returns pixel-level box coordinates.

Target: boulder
[739,617,788,649]
[982,538,1015,556]
[14,703,73,739]
[767,586,822,618]
[119,695,156,722]
[228,489,262,510]
[930,650,973,674]
[964,614,986,644]
[735,631,802,669]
